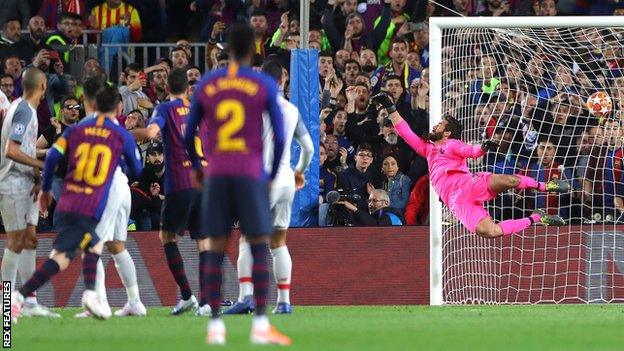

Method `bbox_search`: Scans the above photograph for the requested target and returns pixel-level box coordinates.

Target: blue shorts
[202,176,273,237]
[161,188,205,240]
[53,212,100,260]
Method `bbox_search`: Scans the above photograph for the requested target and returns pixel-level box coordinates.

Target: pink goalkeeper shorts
[447,172,498,233]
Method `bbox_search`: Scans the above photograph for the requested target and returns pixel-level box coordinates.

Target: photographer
[339,189,405,226]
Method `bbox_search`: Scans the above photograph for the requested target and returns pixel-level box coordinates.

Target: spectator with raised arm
[15,16,48,65]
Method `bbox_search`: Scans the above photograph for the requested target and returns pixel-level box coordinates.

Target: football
[586,91,612,117]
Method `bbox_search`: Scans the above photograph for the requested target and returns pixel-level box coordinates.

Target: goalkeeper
[372,93,569,238]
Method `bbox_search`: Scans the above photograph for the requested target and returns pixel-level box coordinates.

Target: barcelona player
[184,24,290,345]
[133,69,211,316]
[11,87,142,321]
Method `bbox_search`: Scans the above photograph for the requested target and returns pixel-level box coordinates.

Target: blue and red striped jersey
[184,62,285,181]
[149,98,206,194]
[42,115,142,220]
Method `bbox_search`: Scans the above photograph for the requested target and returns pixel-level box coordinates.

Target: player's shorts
[161,188,204,240]
[54,212,100,260]
[96,173,131,243]
[448,172,498,233]
[270,184,295,230]
[0,192,38,232]
[202,176,272,237]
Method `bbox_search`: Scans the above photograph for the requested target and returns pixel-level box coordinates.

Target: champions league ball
[586,91,612,118]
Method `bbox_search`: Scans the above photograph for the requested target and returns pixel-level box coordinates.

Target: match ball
[586,92,612,118]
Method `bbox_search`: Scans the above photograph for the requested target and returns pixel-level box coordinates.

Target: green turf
[9,305,624,350]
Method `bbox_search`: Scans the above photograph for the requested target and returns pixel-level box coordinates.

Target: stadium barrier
[0,226,622,306]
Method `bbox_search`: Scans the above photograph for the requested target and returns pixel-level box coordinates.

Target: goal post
[429,16,624,305]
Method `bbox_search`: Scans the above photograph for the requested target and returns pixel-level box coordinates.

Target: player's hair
[261,60,283,83]
[124,63,142,76]
[21,67,45,92]
[227,23,255,61]
[167,68,188,95]
[96,86,120,114]
[83,76,106,102]
[443,115,463,139]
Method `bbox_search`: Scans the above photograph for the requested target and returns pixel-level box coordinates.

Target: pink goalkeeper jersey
[394,120,485,204]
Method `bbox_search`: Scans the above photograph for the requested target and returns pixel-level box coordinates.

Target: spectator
[170,46,189,70]
[371,38,420,94]
[323,134,345,174]
[374,154,412,214]
[324,1,386,55]
[89,0,142,42]
[36,95,80,156]
[119,63,150,115]
[15,16,48,65]
[339,189,405,225]
[249,9,270,59]
[186,66,201,82]
[358,48,377,76]
[371,117,415,175]
[338,143,376,211]
[343,59,360,86]
[146,68,169,104]
[602,119,624,221]
[38,0,88,29]
[30,48,69,132]
[331,109,356,161]
[131,141,164,230]
[4,54,23,98]
[522,138,567,218]
[319,142,338,226]
[45,12,80,65]
[345,84,378,147]
[477,0,512,16]
[0,19,22,58]
[404,174,429,225]
[0,74,15,101]
[0,1,29,30]
[539,0,558,16]
[373,0,411,65]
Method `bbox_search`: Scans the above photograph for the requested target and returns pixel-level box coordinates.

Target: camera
[326,190,362,204]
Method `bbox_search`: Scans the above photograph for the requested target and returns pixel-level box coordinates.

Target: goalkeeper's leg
[487,174,569,194]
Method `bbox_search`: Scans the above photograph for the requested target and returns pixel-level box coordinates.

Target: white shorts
[0,192,38,232]
[96,172,131,242]
[269,184,295,230]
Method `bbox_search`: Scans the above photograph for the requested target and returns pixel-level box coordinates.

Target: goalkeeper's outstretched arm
[372,93,429,157]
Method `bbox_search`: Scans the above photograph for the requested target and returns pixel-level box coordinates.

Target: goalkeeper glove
[371,92,397,114]
[481,140,500,152]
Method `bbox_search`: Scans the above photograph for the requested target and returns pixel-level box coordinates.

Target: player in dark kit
[184,23,290,346]
[10,87,143,322]
[133,69,211,316]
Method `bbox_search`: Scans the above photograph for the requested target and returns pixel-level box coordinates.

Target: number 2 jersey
[185,62,285,181]
[42,115,142,220]
[149,97,207,194]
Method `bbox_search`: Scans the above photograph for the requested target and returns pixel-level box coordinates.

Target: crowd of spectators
[0,0,623,231]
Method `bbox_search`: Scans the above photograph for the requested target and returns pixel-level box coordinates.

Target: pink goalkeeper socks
[499,214,542,236]
[515,175,546,191]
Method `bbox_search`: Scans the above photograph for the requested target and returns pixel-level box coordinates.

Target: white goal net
[429,17,624,304]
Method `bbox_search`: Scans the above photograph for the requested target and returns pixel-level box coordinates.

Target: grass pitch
[10,305,623,350]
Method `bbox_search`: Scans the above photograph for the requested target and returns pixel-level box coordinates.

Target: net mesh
[439,26,624,304]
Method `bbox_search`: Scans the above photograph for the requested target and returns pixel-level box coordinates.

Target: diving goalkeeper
[372,93,568,238]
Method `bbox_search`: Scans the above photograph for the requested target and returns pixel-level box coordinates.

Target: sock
[163,242,192,301]
[499,217,534,236]
[252,314,270,331]
[95,258,108,304]
[271,246,292,304]
[237,241,253,302]
[112,250,140,303]
[203,251,224,319]
[199,251,208,307]
[1,248,19,288]
[18,249,37,300]
[82,252,99,291]
[249,242,269,316]
[18,259,59,297]
[515,174,546,191]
